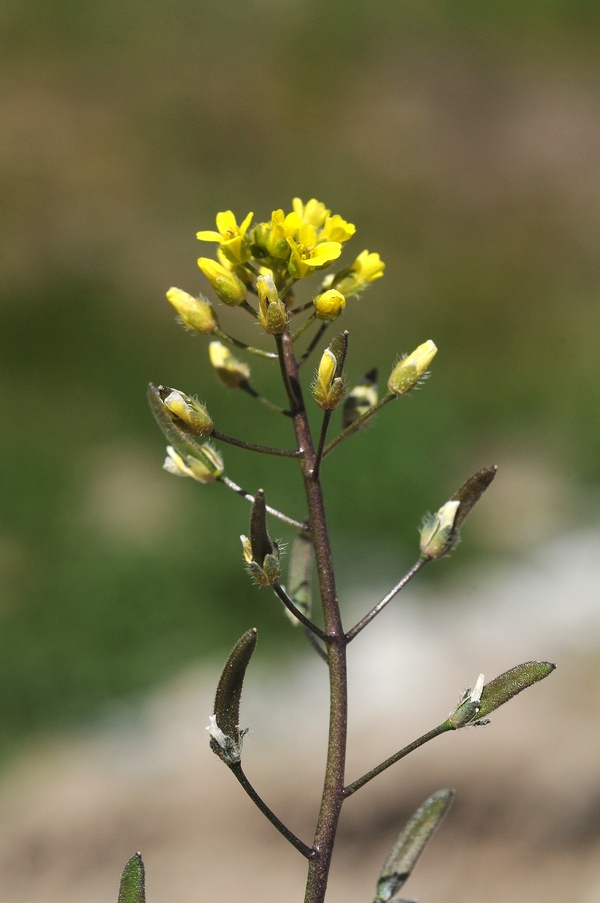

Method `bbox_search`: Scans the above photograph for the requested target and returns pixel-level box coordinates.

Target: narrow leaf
[117,853,145,903]
[475,660,556,721]
[374,789,454,902]
[285,534,313,625]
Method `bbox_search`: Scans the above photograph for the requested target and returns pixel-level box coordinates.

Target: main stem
[280,329,348,903]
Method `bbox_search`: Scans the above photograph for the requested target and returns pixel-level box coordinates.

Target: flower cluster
[191,197,384,320]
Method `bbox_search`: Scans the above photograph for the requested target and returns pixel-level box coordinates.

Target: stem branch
[346,557,429,642]
[272,583,330,643]
[313,411,332,481]
[240,381,292,417]
[323,393,395,458]
[212,430,301,458]
[219,476,307,531]
[343,722,452,798]
[230,763,314,859]
[213,326,278,360]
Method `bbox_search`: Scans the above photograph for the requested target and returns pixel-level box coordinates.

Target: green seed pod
[284,533,313,626]
[476,661,556,722]
[208,628,258,765]
[117,853,145,903]
[374,790,454,903]
[448,662,556,729]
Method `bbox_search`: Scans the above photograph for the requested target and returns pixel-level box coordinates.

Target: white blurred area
[1,531,600,903]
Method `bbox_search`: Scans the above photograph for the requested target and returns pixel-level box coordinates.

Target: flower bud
[166,287,217,334]
[208,341,250,389]
[419,500,460,559]
[257,273,288,334]
[387,340,437,396]
[448,674,485,728]
[327,249,385,297]
[158,385,214,436]
[197,257,247,306]
[163,443,223,483]
[312,347,345,410]
[313,288,346,321]
[419,466,498,561]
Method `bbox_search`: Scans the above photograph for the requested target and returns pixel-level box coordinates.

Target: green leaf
[476,660,556,721]
[117,853,145,903]
[374,789,454,902]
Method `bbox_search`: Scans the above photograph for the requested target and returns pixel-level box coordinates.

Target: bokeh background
[1,1,600,900]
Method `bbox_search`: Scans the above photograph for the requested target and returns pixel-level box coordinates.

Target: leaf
[117,853,145,903]
[374,789,454,902]
[475,660,556,721]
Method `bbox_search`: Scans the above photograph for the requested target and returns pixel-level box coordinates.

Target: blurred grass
[0,0,599,761]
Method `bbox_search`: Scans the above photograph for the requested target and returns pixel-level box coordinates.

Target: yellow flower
[263,209,303,258]
[197,210,253,265]
[209,341,251,389]
[292,197,330,228]
[320,214,356,244]
[329,250,385,297]
[198,257,247,306]
[387,340,437,397]
[313,289,346,321]
[287,224,342,279]
[166,287,217,334]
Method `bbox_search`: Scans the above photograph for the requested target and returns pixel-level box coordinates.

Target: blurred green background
[1,0,599,762]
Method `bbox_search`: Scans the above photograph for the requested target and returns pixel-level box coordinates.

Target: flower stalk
[146,196,555,903]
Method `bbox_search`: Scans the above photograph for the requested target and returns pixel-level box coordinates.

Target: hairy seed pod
[374,790,454,903]
[209,628,258,766]
[451,465,498,533]
[117,853,145,903]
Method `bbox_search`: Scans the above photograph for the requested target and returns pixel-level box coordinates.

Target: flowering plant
[117,198,555,903]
